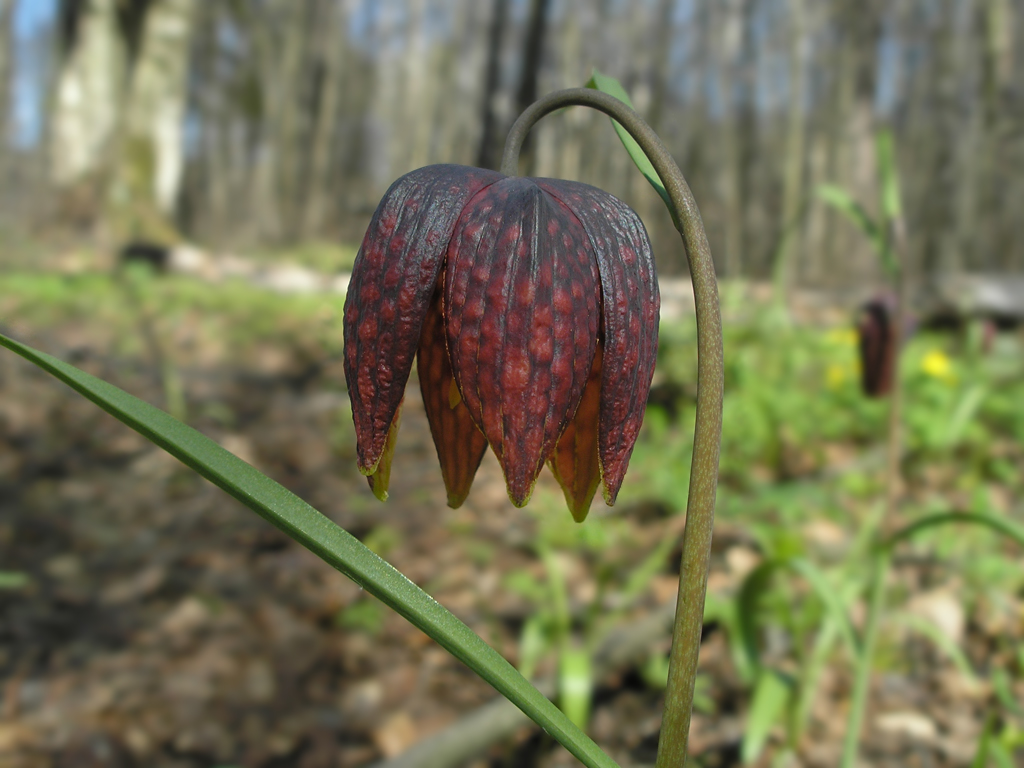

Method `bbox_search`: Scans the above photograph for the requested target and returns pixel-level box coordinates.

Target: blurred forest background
[1,0,1023,290]
[3,2,1024,767]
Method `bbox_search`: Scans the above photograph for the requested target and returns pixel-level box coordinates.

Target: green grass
[0,270,347,362]
[248,241,359,274]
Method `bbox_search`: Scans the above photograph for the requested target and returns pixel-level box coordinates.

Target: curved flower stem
[503,88,724,766]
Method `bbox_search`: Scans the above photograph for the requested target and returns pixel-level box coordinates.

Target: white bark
[49,0,124,187]
[114,0,195,217]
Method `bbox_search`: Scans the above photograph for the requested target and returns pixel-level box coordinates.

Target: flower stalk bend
[503,88,724,766]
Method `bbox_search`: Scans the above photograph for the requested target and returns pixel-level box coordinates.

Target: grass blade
[816,185,881,248]
[788,557,861,657]
[741,668,792,764]
[0,332,619,768]
[736,561,780,678]
[883,511,1024,552]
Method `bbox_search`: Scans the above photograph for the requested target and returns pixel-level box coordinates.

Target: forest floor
[1,268,1022,768]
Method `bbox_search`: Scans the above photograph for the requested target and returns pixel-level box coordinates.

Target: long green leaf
[0,332,619,768]
[586,69,672,213]
[882,511,1024,552]
[735,561,779,679]
[559,646,594,730]
[970,714,995,768]
[816,184,881,252]
[741,668,792,765]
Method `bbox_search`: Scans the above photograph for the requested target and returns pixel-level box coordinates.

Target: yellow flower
[921,350,955,382]
[826,363,849,390]
[826,328,857,347]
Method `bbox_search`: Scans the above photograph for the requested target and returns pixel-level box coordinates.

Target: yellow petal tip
[447,378,462,409]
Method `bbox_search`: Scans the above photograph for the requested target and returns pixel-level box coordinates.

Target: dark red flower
[857,296,896,398]
[343,164,659,521]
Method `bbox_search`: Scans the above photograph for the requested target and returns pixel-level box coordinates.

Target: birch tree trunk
[49,0,125,226]
[108,0,195,242]
[246,0,306,242]
[300,0,350,239]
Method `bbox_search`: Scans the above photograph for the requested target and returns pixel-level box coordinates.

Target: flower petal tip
[365,403,402,502]
[569,504,591,524]
[505,478,537,509]
[445,493,467,509]
[600,482,618,507]
[368,473,389,502]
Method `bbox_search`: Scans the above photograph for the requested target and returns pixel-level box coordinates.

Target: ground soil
[0,314,1018,768]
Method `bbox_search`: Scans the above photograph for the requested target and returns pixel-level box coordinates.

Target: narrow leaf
[586,69,671,212]
[816,184,881,250]
[883,511,1024,552]
[559,646,594,730]
[0,333,620,768]
[741,668,792,765]
[518,615,551,682]
[876,129,902,222]
[970,713,995,768]
[736,561,780,677]
[942,383,986,448]
[788,558,862,658]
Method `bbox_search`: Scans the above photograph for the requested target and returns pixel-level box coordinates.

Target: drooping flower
[343,164,659,521]
[856,296,896,398]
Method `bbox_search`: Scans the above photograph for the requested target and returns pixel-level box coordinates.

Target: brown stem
[502,88,724,766]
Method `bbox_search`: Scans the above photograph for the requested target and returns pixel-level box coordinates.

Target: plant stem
[842,213,909,767]
[503,88,724,766]
[840,549,889,768]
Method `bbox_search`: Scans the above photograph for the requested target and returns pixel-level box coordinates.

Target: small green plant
[815,130,1024,768]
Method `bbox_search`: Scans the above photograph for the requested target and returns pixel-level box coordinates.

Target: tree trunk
[513,0,550,172]
[300,0,349,239]
[247,0,307,241]
[646,0,675,136]
[105,0,195,243]
[404,0,440,173]
[49,0,126,229]
[475,0,510,170]
[716,0,752,278]
[0,0,14,149]
[429,0,481,167]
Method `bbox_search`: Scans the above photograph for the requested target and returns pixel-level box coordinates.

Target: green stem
[842,201,909,766]
[840,549,889,768]
[503,88,724,767]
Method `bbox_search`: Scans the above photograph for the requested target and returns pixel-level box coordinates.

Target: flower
[856,297,896,398]
[920,349,954,383]
[343,164,660,521]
